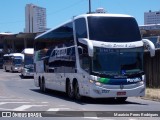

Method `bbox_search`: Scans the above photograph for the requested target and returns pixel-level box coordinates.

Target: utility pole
[89,0,91,13]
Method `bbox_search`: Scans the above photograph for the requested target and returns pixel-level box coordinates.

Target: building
[0,32,38,68]
[25,4,46,33]
[140,10,160,37]
[144,10,160,25]
[139,24,160,30]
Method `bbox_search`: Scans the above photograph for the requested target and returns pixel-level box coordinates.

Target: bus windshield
[13,58,22,65]
[92,47,144,76]
[25,55,33,65]
[88,16,141,42]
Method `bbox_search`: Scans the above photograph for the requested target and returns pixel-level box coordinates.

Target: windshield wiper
[92,71,116,78]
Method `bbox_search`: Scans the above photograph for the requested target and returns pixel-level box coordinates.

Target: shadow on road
[30,89,148,106]
[19,75,34,79]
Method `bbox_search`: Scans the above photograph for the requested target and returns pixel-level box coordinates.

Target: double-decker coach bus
[34,9,155,102]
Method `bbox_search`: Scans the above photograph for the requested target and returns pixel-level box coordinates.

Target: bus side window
[80,54,90,73]
[75,18,87,39]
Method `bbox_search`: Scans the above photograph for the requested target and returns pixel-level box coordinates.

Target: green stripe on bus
[98,78,110,83]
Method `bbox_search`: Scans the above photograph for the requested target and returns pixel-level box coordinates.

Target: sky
[0,0,160,33]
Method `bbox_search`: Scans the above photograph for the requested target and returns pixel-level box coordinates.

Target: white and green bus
[34,9,155,102]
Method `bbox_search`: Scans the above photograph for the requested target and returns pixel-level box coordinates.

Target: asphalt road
[0,69,159,120]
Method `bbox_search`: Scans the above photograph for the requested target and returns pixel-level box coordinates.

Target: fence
[144,49,160,88]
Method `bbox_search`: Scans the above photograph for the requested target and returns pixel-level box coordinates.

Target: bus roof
[3,53,24,59]
[21,48,34,54]
[9,53,23,57]
[74,13,132,19]
[3,54,10,57]
[35,13,133,40]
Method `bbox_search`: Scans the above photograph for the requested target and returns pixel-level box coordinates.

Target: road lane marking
[0,108,13,111]
[47,108,60,111]
[13,105,47,111]
[41,102,48,103]
[0,99,27,101]
[0,102,30,105]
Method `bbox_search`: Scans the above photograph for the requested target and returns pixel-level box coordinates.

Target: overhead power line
[48,0,85,16]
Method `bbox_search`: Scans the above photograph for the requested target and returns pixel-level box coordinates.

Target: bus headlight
[95,82,102,86]
[89,80,102,86]
[89,80,94,84]
[139,81,144,86]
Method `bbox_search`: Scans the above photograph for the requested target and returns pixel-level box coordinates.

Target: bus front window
[92,47,144,77]
[80,55,90,73]
[13,59,22,65]
[25,55,33,65]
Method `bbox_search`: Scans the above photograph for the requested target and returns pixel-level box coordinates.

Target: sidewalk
[142,88,160,102]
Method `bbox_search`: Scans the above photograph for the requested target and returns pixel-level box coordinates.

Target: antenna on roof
[88,0,91,13]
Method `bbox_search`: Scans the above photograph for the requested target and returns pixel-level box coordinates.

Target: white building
[25,4,46,33]
[144,10,160,25]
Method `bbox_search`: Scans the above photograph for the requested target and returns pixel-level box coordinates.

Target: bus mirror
[142,39,155,57]
[78,38,93,57]
[78,46,83,55]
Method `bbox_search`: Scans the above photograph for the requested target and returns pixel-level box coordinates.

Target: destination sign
[95,47,119,53]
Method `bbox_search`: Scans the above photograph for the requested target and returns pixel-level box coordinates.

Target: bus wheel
[74,82,82,100]
[66,81,74,99]
[21,74,25,79]
[5,67,7,72]
[11,67,14,73]
[40,79,46,92]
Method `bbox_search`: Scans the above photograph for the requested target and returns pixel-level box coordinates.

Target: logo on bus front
[127,78,141,83]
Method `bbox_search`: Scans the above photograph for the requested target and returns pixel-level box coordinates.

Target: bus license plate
[117,92,126,96]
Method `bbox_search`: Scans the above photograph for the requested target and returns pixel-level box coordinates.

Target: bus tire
[74,82,82,101]
[21,74,25,79]
[42,79,46,92]
[5,67,7,72]
[39,79,42,91]
[40,78,46,92]
[5,67,9,72]
[11,67,14,73]
[66,80,74,99]
[21,74,23,78]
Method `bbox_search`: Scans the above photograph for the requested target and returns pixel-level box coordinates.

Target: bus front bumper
[86,82,145,98]
[22,72,34,77]
[14,67,22,72]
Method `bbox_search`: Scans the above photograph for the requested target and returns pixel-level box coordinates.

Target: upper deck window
[88,16,141,42]
[75,18,87,38]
